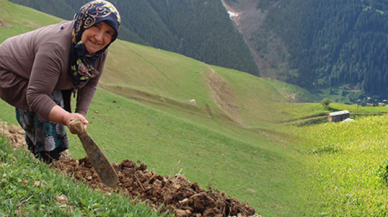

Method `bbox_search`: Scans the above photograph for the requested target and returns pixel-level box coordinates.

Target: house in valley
[327,110,350,122]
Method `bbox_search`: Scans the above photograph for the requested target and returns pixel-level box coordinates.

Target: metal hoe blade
[70,118,118,187]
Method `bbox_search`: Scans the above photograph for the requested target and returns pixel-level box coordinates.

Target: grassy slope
[0,0,61,41]
[292,114,388,216]
[0,138,167,217]
[0,0,315,216]
[262,100,388,215]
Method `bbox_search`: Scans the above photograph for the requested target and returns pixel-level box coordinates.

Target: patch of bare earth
[220,0,289,79]
[0,19,11,28]
[0,120,261,217]
[205,66,242,124]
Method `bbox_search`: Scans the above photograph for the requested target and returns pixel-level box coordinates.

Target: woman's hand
[49,105,88,134]
[64,113,89,134]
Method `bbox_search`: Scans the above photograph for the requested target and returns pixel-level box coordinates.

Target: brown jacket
[0,20,107,120]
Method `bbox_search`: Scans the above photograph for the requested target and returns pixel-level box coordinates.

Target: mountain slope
[8,0,260,76]
[224,0,388,101]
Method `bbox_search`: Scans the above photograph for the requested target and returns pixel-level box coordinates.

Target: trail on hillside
[0,120,260,217]
[205,66,242,125]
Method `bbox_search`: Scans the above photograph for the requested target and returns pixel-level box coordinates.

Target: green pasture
[293,114,388,216]
[0,0,60,41]
[0,0,313,216]
[330,103,388,116]
[274,102,388,125]
[8,0,388,216]
[0,87,308,217]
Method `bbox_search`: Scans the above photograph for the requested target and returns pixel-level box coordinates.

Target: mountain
[10,0,388,102]
[8,0,260,76]
[223,0,388,102]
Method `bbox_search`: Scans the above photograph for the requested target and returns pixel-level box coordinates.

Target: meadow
[0,86,310,217]
[3,0,388,216]
[0,0,312,216]
[292,113,388,216]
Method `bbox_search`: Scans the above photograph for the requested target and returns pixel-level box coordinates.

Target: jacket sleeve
[26,43,63,120]
[75,50,107,117]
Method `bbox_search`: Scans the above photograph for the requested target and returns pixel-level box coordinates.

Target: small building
[327,110,350,122]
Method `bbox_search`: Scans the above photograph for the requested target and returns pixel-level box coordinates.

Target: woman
[0,0,121,163]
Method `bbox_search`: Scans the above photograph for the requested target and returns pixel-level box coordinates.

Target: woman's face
[81,21,115,53]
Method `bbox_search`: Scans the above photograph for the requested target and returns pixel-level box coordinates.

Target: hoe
[69,118,118,187]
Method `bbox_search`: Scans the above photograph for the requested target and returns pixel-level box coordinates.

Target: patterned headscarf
[69,0,121,86]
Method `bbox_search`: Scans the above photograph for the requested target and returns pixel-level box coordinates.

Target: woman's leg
[16,90,69,163]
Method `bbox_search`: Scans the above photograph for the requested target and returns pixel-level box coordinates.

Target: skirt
[16,90,69,163]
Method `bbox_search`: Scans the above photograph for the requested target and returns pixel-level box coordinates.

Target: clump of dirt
[0,120,260,217]
[0,120,27,150]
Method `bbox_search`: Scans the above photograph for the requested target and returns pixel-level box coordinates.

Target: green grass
[276,103,327,120]
[71,88,309,216]
[0,137,169,217]
[273,102,388,125]
[267,78,319,103]
[292,115,388,216]
[330,103,388,116]
[0,0,61,42]
[0,0,326,216]
[0,87,309,216]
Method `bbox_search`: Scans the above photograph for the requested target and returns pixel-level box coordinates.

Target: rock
[175,209,191,217]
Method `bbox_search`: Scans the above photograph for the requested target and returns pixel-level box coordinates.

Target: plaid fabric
[16,90,69,159]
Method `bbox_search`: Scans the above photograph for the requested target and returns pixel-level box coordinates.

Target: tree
[321,98,331,110]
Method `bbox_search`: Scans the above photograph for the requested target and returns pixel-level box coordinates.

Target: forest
[8,0,260,76]
[261,0,388,98]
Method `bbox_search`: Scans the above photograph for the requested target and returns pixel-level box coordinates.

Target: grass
[0,137,170,217]
[292,114,388,216]
[330,103,388,116]
[266,78,319,103]
[0,0,339,216]
[0,0,61,42]
[71,88,309,216]
[0,87,309,216]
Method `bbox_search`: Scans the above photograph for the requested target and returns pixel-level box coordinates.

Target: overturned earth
[1,120,260,217]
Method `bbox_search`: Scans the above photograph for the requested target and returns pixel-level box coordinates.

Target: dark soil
[54,157,257,217]
[1,120,259,217]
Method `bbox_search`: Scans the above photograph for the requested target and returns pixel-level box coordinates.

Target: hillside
[0,0,317,216]
[8,0,260,76]
[0,120,257,216]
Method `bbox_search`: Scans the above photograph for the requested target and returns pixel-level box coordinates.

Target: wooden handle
[69,118,85,135]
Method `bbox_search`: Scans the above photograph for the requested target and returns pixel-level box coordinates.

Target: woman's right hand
[49,105,88,134]
[64,113,89,134]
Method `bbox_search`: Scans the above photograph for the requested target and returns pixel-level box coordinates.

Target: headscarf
[69,0,121,86]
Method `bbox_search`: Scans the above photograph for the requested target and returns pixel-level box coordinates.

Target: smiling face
[81,21,115,54]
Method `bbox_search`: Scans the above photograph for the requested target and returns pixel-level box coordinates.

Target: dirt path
[0,120,260,217]
[205,66,243,125]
